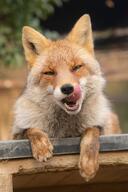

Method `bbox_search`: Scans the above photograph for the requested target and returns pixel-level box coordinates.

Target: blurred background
[0,0,128,140]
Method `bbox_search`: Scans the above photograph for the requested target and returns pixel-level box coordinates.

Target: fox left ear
[22,26,51,67]
[67,14,94,55]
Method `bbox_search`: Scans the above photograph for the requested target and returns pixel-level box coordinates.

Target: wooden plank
[13,163,128,189]
[1,152,128,175]
[0,174,13,192]
[0,134,128,160]
[0,152,128,187]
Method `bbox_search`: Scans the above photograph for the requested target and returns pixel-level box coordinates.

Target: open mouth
[62,97,79,111]
[61,90,81,112]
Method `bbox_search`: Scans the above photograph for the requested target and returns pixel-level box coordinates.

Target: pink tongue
[67,85,81,102]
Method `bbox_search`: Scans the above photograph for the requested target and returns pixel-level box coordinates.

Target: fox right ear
[22,26,50,67]
[67,15,94,55]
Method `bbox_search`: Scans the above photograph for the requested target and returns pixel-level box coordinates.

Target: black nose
[61,84,74,95]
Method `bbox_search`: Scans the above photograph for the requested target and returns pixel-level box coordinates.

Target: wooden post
[0,174,13,192]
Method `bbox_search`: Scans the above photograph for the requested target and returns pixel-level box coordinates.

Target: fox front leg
[79,127,100,181]
[24,128,53,162]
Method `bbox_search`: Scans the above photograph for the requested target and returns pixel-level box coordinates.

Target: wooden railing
[0,134,128,160]
[0,134,128,192]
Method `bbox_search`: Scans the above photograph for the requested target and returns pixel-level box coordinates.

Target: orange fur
[22,15,94,68]
[39,41,91,88]
[14,14,121,181]
[104,112,121,135]
[25,128,53,162]
[79,127,100,181]
[22,26,51,67]
[67,15,94,55]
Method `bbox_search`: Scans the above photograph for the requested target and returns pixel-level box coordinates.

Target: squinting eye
[43,71,56,76]
[72,64,83,72]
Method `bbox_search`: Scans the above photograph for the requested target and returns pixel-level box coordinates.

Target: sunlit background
[0,0,128,140]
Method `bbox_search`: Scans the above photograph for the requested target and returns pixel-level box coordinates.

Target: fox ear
[67,14,94,55]
[22,26,50,67]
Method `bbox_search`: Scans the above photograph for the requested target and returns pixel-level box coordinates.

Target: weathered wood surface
[1,152,128,175]
[1,134,128,191]
[0,134,128,160]
[0,174,13,192]
[0,152,128,188]
[0,152,127,189]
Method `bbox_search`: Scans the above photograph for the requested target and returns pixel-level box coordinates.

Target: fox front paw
[79,127,100,181]
[78,151,99,181]
[30,132,53,162]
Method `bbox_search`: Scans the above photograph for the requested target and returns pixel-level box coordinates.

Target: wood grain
[0,174,13,192]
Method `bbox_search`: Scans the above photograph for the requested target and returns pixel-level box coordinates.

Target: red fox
[12,14,121,181]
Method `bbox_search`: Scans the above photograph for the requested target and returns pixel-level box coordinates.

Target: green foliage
[0,0,66,67]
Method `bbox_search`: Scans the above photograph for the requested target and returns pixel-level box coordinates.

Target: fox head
[22,14,105,115]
